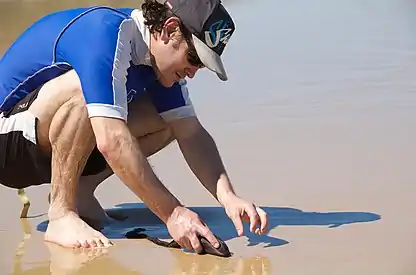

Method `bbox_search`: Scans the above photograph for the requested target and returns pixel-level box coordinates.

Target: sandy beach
[1,0,416,274]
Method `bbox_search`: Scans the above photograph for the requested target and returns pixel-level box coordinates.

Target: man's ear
[160,17,181,44]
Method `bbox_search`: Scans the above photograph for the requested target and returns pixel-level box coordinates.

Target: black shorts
[0,87,109,190]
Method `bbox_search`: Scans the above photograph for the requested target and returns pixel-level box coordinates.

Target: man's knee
[126,94,176,156]
[127,94,168,136]
[28,70,86,151]
[137,125,175,157]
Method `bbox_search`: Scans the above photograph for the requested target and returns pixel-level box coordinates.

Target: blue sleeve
[124,65,197,122]
[55,7,134,121]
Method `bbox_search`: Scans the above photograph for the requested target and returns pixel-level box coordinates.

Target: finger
[178,238,193,251]
[197,224,220,248]
[189,235,203,254]
[230,212,244,236]
[257,207,269,234]
[247,206,261,233]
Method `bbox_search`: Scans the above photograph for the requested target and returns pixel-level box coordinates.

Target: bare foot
[48,191,126,231]
[45,211,113,248]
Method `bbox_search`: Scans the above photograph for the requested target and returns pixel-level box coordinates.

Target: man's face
[150,17,205,87]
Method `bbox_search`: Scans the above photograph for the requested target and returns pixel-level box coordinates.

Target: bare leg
[28,70,112,248]
[45,96,111,248]
[75,93,174,228]
[75,168,114,230]
[46,161,117,230]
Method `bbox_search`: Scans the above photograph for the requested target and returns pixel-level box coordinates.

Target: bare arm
[169,117,236,205]
[90,116,182,223]
[169,116,269,236]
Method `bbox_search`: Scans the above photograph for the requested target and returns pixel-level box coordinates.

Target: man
[0,0,268,252]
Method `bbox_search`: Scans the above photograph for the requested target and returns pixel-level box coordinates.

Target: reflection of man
[0,0,268,252]
[46,244,143,275]
[14,243,141,275]
[169,248,272,275]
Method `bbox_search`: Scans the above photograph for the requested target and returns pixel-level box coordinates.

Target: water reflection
[12,217,141,275]
[169,249,272,275]
[14,216,271,275]
[12,219,36,275]
[13,246,141,275]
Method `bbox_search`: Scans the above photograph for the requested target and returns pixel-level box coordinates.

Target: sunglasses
[186,43,205,68]
[179,23,205,68]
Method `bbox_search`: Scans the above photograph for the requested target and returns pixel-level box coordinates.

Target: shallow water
[1,0,416,274]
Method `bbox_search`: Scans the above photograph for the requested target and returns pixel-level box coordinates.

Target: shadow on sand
[37,203,381,248]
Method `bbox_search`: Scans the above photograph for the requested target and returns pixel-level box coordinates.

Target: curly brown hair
[141,0,203,67]
[141,0,195,41]
[141,0,176,33]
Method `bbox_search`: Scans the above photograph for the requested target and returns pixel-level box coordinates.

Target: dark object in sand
[125,227,232,258]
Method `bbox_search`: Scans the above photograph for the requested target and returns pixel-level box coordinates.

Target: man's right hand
[166,206,220,253]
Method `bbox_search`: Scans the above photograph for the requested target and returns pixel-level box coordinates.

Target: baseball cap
[155,0,236,81]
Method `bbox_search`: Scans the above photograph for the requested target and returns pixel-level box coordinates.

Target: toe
[72,240,83,249]
[87,239,98,248]
[101,237,113,248]
[94,238,104,248]
[95,232,112,247]
[78,240,90,249]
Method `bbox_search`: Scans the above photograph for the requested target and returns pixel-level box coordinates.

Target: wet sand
[1,0,416,274]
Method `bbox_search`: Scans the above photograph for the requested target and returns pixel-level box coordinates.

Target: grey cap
[155,0,235,81]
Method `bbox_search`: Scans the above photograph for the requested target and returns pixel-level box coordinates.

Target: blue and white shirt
[0,6,196,122]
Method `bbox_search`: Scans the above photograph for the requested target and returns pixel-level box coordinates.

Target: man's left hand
[221,194,269,236]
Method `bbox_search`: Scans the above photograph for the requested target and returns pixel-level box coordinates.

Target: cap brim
[192,34,228,81]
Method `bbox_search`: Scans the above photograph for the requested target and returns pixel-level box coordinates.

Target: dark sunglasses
[179,23,205,68]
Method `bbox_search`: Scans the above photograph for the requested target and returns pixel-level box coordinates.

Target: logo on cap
[205,20,233,49]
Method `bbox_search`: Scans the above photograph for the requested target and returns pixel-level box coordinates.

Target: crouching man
[0,0,268,252]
